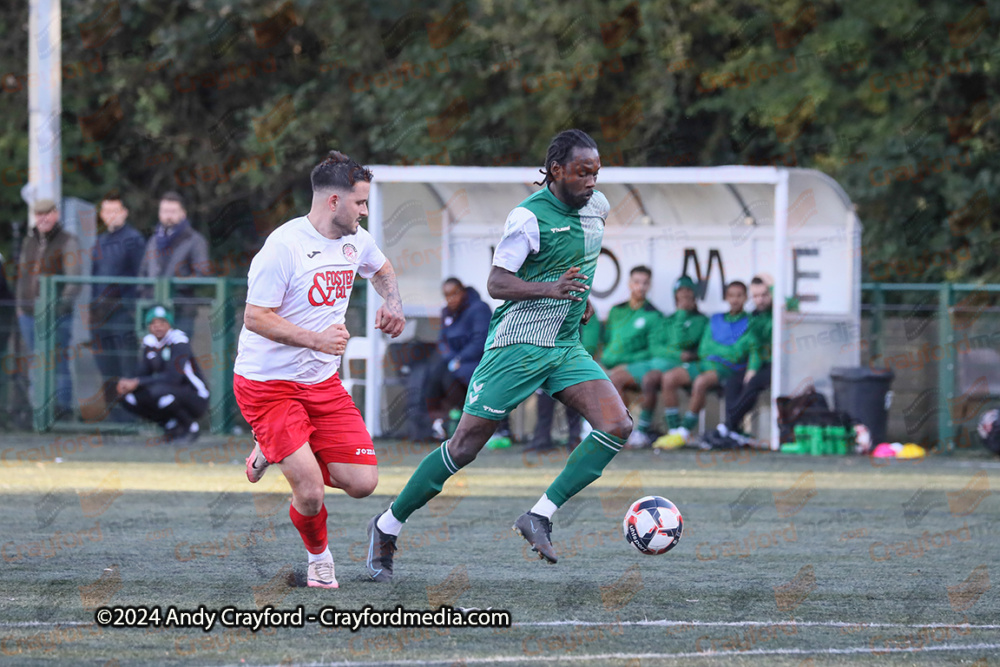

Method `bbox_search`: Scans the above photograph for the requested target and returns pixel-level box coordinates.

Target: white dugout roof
[364,166,862,450]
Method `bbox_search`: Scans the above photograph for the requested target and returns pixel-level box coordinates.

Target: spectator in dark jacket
[138,192,209,338]
[15,199,82,418]
[91,192,145,396]
[414,278,492,440]
[437,279,492,384]
[117,305,209,443]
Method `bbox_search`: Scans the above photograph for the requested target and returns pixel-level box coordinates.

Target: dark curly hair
[310,150,374,191]
[534,129,598,186]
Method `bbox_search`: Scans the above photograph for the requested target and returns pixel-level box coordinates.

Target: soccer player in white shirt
[233,151,405,589]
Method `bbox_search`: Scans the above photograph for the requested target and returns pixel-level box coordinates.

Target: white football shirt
[234,216,386,384]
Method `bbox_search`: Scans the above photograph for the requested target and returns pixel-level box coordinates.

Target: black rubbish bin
[830,367,895,446]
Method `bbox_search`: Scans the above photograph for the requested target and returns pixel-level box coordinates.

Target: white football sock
[377,507,404,536]
[307,547,332,563]
[530,494,558,519]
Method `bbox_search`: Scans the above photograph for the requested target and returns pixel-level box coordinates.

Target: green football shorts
[681,360,736,382]
[626,357,679,385]
[463,343,609,420]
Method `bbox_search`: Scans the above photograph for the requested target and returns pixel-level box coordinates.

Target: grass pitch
[0,432,998,666]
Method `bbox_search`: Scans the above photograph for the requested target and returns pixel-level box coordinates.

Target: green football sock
[544,430,625,507]
[682,411,699,430]
[637,409,653,433]
[664,408,681,429]
[390,442,461,522]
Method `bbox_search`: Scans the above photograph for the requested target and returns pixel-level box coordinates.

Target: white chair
[340,336,371,406]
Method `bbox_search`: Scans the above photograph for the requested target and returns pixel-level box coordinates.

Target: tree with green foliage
[0,0,994,284]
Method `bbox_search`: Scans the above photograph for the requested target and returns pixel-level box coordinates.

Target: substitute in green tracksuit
[604,266,661,397]
[627,276,708,442]
[656,280,754,440]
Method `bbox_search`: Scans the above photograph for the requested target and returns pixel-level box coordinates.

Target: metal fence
[25,275,245,433]
[862,283,1000,452]
[14,275,369,435]
[10,279,1000,451]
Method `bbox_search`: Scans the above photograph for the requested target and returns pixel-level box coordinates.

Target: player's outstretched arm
[370,260,406,337]
[244,304,349,355]
[487,266,588,303]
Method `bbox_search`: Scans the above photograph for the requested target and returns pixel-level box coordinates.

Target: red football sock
[289,504,328,554]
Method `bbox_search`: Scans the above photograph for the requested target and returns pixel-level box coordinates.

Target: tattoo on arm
[371,261,403,314]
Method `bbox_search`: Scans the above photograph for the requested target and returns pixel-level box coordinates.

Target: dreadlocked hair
[534,129,598,186]
[310,150,374,191]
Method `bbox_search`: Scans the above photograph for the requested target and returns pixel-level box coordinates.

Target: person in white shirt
[233,151,405,589]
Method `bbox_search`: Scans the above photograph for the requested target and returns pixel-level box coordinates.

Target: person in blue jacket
[424,277,492,440]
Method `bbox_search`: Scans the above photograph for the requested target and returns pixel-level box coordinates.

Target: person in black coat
[90,192,146,394]
[116,305,210,442]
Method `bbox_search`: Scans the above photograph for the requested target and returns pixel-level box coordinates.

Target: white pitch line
[513,619,1000,630]
[0,621,94,627]
[207,642,1000,667]
[2,619,999,630]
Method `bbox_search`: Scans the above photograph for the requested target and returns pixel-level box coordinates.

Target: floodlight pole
[27,0,62,212]
[772,170,790,451]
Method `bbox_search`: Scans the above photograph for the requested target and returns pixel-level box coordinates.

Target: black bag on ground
[776,389,853,443]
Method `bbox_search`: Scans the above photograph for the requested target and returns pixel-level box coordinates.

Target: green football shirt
[580,315,601,357]
[648,309,709,364]
[748,310,773,371]
[486,186,609,349]
[600,300,661,368]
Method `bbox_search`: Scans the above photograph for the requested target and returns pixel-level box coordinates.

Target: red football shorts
[233,372,378,483]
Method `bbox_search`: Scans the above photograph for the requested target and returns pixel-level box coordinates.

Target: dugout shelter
[363,166,862,450]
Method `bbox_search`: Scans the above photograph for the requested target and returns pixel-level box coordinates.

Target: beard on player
[549,147,599,210]
[330,206,360,235]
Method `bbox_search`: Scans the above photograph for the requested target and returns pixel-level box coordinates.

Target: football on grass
[623,495,683,555]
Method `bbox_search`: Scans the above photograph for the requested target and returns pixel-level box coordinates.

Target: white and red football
[623,495,683,555]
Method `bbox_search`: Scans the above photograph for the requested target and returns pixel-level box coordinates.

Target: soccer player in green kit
[365,130,632,579]
[620,275,708,448]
